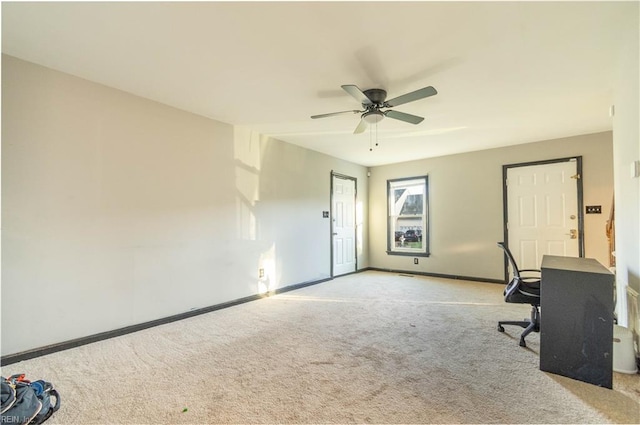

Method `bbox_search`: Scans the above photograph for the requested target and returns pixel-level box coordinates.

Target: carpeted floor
[2,271,639,424]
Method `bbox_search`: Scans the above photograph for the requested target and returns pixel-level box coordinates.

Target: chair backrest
[497,242,541,304]
[497,242,521,280]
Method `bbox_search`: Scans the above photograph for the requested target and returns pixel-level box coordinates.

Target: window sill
[386,251,430,257]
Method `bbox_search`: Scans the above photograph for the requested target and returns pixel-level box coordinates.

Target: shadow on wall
[233,127,334,295]
[233,128,276,294]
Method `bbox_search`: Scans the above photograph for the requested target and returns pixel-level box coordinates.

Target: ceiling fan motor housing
[362,88,387,106]
[362,89,387,123]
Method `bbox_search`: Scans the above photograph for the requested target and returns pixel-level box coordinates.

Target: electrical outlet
[586,205,602,214]
[259,268,264,278]
[414,258,419,265]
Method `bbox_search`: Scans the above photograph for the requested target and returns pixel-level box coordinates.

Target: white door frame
[502,157,584,281]
[330,171,357,277]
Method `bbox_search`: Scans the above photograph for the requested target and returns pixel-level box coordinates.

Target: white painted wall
[368,132,614,281]
[611,6,639,329]
[1,56,369,356]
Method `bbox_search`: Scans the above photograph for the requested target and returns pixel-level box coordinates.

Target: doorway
[503,157,584,277]
[331,173,357,276]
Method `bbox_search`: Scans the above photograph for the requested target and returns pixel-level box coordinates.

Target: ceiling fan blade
[342,85,373,105]
[384,110,425,125]
[311,110,361,119]
[354,118,368,134]
[385,86,437,107]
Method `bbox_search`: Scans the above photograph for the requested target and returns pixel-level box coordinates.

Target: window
[387,175,429,256]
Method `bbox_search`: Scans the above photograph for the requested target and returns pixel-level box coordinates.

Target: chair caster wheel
[519,339,527,347]
[497,325,505,332]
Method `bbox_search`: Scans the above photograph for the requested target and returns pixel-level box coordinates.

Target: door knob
[565,229,577,239]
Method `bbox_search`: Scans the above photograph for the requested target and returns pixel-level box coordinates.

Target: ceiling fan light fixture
[362,110,384,124]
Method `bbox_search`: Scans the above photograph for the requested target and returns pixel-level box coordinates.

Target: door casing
[330,172,357,277]
[502,157,584,281]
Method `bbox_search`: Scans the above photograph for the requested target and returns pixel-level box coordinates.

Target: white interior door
[506,159,581,271]
[332,175,356,276]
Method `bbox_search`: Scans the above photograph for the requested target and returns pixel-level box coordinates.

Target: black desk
[540,255,614,388]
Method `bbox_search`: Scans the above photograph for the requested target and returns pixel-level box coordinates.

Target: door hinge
[571,174,581,179]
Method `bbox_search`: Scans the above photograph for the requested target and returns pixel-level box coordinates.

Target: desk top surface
[541,255,612,275]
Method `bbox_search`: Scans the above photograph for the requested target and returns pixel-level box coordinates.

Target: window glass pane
[400,194,423,215]
[393,188,406,206]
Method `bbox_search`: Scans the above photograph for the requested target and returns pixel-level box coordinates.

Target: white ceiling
[1,2,634,166]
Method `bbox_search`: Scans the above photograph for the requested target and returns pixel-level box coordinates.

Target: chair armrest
[518,288,541,298]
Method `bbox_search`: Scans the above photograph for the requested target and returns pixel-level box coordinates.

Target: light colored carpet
[2,271,639,424]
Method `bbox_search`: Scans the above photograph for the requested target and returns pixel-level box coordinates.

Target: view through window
[387,176,429,256]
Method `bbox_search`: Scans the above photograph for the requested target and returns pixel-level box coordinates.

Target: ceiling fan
[311,84,437,134]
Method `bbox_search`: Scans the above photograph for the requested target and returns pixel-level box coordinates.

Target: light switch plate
[586,205,602,214]
[631,160,640,178]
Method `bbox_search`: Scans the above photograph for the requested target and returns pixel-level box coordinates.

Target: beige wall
[2,42,634,355]
[368,132,614,281]
[1,55,369,355]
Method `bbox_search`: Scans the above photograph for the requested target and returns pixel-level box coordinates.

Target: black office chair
[496,242,541,347]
